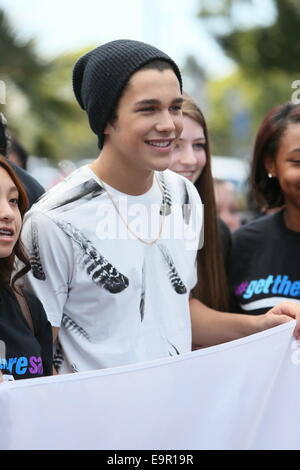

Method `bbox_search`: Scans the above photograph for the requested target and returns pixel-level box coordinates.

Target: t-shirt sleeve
[21,212,74,327]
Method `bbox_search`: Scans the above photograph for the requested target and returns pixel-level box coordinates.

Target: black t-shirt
[0,286,53,379]
[218,218,232,271]
[8,161,45,208]
[229,209,300,315]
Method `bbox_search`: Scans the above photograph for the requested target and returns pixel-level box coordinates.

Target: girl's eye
[193,143,205,150]
[9,198,19,205]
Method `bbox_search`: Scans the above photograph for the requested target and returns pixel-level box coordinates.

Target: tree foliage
[0,9,97,161]
[196,0,300,156]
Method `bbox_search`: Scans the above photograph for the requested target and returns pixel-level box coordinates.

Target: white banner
[0,322,300,450]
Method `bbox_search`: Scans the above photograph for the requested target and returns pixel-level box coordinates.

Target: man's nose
[155,111,176,133]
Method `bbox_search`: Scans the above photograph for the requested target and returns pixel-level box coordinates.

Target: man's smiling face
[103,67,183,174]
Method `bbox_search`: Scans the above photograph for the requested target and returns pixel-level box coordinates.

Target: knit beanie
[72,39,183,149]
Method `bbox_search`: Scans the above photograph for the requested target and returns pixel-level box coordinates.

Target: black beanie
[72,39,183,149]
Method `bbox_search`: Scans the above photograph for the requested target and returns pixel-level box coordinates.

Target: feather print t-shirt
[21,165,202,373]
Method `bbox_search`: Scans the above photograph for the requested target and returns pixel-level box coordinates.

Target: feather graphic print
[54,219,129,293]
[30,219,46,281]
[167,340,180,356]
[39,179,104,213]
[53,340,64,373]
[157,243,187,294]
[182,180,192,225]
[140,262,146,322]
[62,313,90,341]
[158,172,172,216]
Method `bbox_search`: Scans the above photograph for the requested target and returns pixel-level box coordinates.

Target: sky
[0,0,277,81]
[0,0,237,78]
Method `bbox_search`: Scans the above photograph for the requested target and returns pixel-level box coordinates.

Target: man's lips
[144,139,175,152]
[145,139,174,148]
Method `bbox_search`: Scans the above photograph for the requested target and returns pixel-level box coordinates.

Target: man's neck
[89,153,155,196]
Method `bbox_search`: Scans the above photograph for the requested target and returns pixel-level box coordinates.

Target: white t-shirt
[22,166,202,373]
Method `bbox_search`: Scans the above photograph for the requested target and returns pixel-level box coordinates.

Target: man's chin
[150,160,172,173]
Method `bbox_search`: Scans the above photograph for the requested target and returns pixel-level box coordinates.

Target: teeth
[148,141,170,148]
[0,230,12,236]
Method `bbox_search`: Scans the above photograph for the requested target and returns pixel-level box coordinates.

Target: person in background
[0,156,52,382]
[229,102,300,314]
[7,137,28,170]
[169,93,230,311]
[214,178,241,232]
[0,114,44,208]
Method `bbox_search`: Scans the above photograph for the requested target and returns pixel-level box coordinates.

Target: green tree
[0,9,93,161]
[196,0,300,156]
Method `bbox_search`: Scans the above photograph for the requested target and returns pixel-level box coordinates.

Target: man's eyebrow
[288,148,300,154]
[134,97,184,106]
[173,97,184,105]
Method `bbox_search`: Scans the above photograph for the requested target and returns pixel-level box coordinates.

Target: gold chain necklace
[98,173,166,246]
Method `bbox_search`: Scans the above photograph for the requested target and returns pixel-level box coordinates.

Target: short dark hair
[252,102,300,208]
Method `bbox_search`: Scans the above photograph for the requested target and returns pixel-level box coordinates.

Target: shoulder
[27,164,102,215]
[232,212,279,245]
[218,218,231,240]
[218,217,232,257]
[163,170,202,204]
[22,289,48,322]
[0,286,47,324]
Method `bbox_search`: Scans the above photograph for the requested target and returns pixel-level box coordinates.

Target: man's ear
[103,122,114,135]
[264,155,276,178]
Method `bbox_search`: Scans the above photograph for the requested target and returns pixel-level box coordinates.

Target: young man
[21,40,300,374]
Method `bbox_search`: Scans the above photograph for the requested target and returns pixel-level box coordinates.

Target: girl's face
[169,115,207,183]
[0,166,22,258]
[266,122,300,212]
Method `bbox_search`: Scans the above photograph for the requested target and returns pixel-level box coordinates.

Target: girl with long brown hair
[169,93,230,311]
[0,138,52,382]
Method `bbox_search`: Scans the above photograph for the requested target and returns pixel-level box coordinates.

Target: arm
[190,297,300,348]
